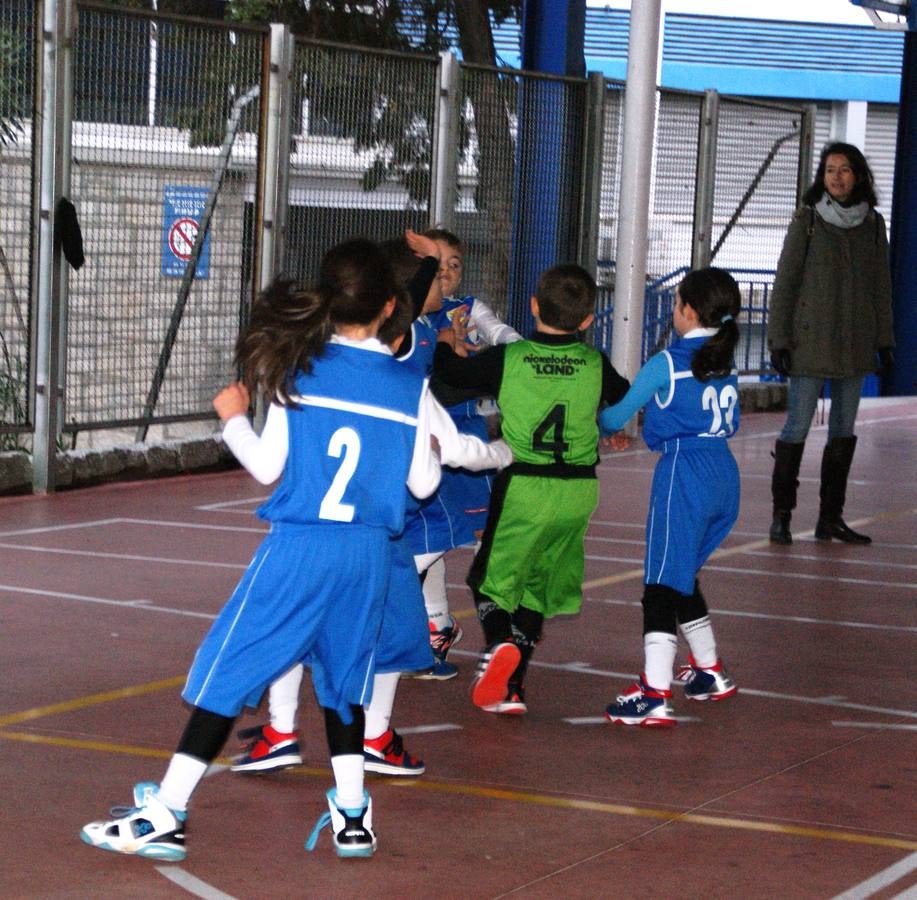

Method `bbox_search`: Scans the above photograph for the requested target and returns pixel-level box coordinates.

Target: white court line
[398,723,462,735]
[155,866,238,900]
[564,715,700,725]
[830,850,917,900]
[581,553,917,590]
[704,563,916,592]
[586,535,645,546]
[832,722,917,732]
[744,549,917,571]
[0,542,247,570]
[195,496,267,511]
[0,518,122,538]
[585,596,917,634]
[589,535,917,557]
[448,650,917,719]
[0,584,218,620]
[5,581,913,719]
[0,516,267,538]
[117,517,267,534]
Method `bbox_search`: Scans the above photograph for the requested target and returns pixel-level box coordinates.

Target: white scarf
[814,194,869,229]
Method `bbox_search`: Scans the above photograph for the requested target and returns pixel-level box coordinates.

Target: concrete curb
[0,384,787,495]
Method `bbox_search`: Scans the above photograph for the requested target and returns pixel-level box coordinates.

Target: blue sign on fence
[161,185,210,278]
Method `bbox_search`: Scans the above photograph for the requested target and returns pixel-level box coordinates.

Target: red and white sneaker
[482,682,527,715]
[676,656,737,701]
[363,728,425,776]
[230,724,302,773]
[471,642,521,709]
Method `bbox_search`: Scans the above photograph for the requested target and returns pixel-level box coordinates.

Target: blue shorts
[644,443,739,596]
[183,522,390,722]
[376,538,434,674]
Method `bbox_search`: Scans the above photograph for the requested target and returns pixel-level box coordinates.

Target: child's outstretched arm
[468,298,522,346]
[214,383,288,485]
[599,353,670,436]
[406,380,442,500]
[427,393,513,471]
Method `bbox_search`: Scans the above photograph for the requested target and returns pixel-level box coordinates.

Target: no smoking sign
[168,217,200,261]
[161,186,211,278]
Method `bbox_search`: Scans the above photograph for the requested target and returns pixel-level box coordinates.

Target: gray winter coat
[767,205,894,378]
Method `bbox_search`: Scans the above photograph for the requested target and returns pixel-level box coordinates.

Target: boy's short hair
[534,264,596,332]
[377,290,413,348]
[423,227,464,254]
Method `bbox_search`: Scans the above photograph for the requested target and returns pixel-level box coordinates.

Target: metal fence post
[691,89,718,270]
[797,103,817,204]
[611,0,661,387]
[578,71,606,275]
[257,23,293,292]
[431,52,460,231]
[32,0,74,492]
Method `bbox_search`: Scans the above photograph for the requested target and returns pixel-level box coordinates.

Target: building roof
[490,8,904,101]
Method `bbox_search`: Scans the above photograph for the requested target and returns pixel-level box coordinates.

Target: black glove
[770,348,791,377]
[876,347,894,379]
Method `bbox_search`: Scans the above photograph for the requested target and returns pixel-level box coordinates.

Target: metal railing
[594,265,779,377]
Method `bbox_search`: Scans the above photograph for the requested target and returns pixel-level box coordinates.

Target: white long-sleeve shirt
[223,390,511,488]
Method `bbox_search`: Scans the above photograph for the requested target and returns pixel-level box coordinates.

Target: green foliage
[0,333,27,451]
[0,27,25,146]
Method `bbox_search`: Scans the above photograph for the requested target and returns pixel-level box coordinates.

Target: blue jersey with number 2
[257,342,425,535]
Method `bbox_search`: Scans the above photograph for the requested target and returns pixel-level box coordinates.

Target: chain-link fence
[66,3,266,438]
[16,3,812,485]
[283,39,439,287]
[593,86,807,375]
[0,0,34,443]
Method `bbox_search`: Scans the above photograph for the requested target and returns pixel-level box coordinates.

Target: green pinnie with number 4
[433,264,629,715]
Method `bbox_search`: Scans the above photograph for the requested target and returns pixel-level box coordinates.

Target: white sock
[364,672,400,741]
[331,754,365,810]
[157,753,208,812]
[269,663,304,733]
[420,556,450,630]
[643,631,678,692]
[680,616,718,669]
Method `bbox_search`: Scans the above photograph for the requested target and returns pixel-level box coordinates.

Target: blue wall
[490,9,904,101]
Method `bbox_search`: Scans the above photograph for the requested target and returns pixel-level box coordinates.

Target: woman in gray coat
[767,141,894,545]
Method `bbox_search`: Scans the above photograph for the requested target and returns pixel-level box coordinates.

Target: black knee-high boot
[770,440,805,544]
[815,436,871,544]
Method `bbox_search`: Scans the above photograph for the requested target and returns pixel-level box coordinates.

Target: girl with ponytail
[600,266,742,727]
[80,238,441,861]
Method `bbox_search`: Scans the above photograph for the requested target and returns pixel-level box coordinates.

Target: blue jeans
[779,376,864,444]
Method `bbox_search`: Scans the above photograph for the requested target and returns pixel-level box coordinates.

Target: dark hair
[678,267,741,382]
[802,141,878,208]
[423,227,464,254]
[235,238,397,405]
[534,264,597,332]
[377,290,413,348]
[234,279,330,406]
[319,238,398,326]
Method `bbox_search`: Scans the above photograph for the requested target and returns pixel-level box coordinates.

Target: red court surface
[0,401,914,899]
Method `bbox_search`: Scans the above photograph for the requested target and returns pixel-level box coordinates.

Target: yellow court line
[1,726,913,853]
[0,676,186,727]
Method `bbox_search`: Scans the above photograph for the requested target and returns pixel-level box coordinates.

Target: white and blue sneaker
[676,656,737,701]
[605,675,676,727]
[305,788,377,858]
[413,617,464,681]
[79,782,187,861]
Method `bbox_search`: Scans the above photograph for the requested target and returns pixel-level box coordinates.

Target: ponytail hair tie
[720,314,734,325]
